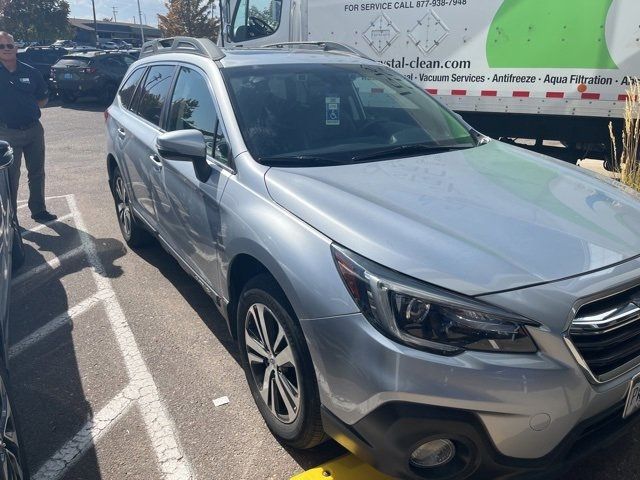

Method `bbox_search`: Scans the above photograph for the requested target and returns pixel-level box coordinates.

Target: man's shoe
[30,211,57,222]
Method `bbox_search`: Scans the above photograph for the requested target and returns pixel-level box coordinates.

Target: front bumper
[321,399,640,480]
[300,311,640,477]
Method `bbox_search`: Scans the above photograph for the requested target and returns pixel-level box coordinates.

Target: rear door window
[135,65,176,126]
[118,67,146,109]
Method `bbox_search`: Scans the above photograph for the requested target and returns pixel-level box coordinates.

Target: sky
[68,0,218,27]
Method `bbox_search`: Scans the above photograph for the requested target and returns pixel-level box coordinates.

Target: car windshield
[222,63,476,166]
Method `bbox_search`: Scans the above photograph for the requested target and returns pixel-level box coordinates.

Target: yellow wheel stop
[291,454,394,480]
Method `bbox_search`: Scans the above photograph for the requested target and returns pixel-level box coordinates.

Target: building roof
[69,18,160,34]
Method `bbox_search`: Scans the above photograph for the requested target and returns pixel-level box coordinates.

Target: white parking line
[33,388,135,480]
[66,195,194,480]
[9,290,109,359]
[22,213,74,237]
[12,245,85,288]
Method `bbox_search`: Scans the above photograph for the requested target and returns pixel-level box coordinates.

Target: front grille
[570,286,640,379]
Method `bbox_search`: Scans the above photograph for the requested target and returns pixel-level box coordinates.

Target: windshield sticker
[326,96,340,126]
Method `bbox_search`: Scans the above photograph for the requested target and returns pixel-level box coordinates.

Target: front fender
[220,175,356,321]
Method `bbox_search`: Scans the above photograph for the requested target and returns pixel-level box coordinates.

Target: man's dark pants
[0,121,46,215]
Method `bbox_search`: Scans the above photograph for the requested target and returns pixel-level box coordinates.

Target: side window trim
[158,65,180,131]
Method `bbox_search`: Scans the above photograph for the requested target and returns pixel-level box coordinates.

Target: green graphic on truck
[487,0,617,69]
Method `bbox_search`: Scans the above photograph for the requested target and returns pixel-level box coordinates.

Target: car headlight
[332,244,538,355]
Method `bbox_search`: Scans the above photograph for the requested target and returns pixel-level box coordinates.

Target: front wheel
[237,274,326,449]
[111,167,151,248]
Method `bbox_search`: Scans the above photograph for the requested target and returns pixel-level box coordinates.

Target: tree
[158,0,220,41]
[0,0,71,43]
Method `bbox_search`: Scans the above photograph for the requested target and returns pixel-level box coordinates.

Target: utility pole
[91,0,99,47]
[112,6,118,22]
[136,0,145,44]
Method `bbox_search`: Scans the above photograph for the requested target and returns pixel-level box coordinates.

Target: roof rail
[263,41,372,61]
[139,37,225,61]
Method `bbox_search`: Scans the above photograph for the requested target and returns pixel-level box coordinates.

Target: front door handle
[149,154,161,163]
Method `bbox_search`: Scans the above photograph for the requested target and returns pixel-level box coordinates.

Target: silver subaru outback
[105,37,640,479]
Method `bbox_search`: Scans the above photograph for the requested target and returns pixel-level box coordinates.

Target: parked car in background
[70,45,97,52]
[17,46,68,90]
[51,39,76,49]
[52,51,136,104]
[107,37,640,480]
[99,41,118,51]
[111,39,133,50]
[0,141,28,480]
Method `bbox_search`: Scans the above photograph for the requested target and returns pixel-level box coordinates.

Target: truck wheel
[111,167,152,248]
[237,274,326,449]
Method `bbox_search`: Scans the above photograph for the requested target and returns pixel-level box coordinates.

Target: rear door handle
[149,154,161,163]
[117,127,126,138]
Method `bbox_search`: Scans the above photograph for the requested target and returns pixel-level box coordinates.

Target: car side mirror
[156,130,212,182]
[0,141,13,170]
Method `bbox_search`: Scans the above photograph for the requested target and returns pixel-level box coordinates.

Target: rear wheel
[237,274,326,449]
[111,167,151,248]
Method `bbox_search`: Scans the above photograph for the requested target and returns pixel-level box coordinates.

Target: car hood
[264,141,640,296]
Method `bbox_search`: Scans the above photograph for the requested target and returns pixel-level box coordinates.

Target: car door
[120,64,176,230]
[160,65,233,293]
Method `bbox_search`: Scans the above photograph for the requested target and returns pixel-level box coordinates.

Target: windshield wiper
[257,155,346,167]
[351,143,473,163]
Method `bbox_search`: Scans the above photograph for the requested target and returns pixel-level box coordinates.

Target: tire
[0,358,30,480]
[60,92,77,104]
[237,274,326,449]
[111,167,152,248]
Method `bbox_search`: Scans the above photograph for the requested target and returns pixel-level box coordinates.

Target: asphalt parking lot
[9,99,640,480]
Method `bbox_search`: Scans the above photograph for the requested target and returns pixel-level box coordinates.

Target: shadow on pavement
[10,218,126,479]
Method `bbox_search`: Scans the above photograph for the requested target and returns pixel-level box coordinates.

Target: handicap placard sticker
[326,96,340,126]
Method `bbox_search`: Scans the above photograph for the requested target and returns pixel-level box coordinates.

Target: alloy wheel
[114,176,132,237]
[0,376,24,480]
[244,303,301,424]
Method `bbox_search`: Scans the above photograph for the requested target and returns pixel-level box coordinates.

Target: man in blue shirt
[0,31,56,222]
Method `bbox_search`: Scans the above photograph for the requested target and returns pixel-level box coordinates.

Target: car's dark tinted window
[119,67,146,109]
[135,65,175,126]
[167,67,217,157]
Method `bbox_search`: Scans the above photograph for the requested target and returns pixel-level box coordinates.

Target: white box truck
[218,0,640,164]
